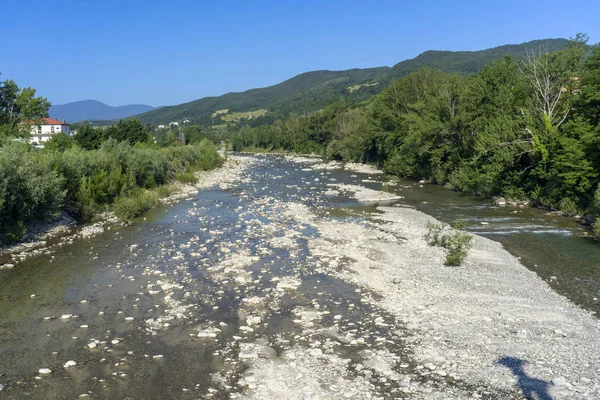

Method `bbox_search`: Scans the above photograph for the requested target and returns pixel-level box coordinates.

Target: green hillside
[135,38,569,126]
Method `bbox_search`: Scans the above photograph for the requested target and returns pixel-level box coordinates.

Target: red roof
[41,118,70,125]
[23,118,70,125]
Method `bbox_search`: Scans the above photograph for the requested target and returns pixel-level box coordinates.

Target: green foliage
[113,189,159,222]
[43,132,75,152]
[0,141,66,242]
[176,170,198,184]
[75,123,105,150]
[0,136,223,242]
[0,75,51,139]
[425,220,473,266]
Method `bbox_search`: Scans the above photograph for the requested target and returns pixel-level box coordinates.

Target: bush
[113,189,158,221]
[425,220,473,266]
[0,142,66,242]
[176,170,198,184]
[0,137,223,243]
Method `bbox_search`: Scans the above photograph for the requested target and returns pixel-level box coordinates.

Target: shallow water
[0,154,597,398]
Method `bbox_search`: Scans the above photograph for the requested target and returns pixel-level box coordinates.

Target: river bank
[0,154,598,399]
[0,155,252,269]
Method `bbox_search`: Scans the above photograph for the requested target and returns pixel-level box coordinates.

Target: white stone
[38,368,53,375]
[87,342,97,349]
[552,376,567,387]
[61,314,73,320]
[63,360,77,368]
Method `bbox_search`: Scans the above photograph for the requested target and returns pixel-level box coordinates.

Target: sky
[3,0,599,107]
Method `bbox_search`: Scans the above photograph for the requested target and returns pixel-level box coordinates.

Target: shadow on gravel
[497,356,552,400]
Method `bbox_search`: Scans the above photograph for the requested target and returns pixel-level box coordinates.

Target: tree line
[225,35,600,238]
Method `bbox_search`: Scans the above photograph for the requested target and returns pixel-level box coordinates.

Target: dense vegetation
[224,35,600,238]
[0,77,223,245]
[135,39,568,126]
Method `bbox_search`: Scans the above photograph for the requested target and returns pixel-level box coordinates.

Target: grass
[211,109,230,117]
[220,109,267,122]
[347,82,378,93]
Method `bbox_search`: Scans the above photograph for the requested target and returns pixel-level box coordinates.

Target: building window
[51,126,55,133]
[37,126,42,134]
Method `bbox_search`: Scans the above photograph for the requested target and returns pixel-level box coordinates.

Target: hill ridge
[132,38,569,126]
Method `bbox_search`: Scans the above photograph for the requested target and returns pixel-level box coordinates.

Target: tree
[75,124,105,150]
[0,75,50,139]
[44,132,75,152]
[109,119,150,145]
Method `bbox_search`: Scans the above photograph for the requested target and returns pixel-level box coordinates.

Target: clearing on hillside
[347,82,379,93]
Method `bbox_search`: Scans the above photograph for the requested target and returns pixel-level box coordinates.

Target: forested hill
[135,38,569,126]
[387,38,568,78]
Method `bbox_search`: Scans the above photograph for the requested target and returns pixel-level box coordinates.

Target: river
[0,154,598,399]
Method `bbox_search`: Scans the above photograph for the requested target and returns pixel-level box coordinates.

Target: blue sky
[3,0,598,106]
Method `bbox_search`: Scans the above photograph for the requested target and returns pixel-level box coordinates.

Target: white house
[28,118,71,144]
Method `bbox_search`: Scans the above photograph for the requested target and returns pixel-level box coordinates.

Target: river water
[0,154,598,399]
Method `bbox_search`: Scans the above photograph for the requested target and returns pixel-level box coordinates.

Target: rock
[61,314,73,320]
[552,376,567,387]
[1,263,15,269]
[494,197,507,206]
[38,368,53,375]
[238,344,260,360]
[432,356,446,364]
[63,360,77,368]
[398,379,410,388]
[87,342,97,349]
[0,383,4,391]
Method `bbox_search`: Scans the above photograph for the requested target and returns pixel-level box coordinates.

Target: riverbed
[0,154,598,399]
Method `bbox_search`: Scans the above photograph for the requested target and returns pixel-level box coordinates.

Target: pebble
[552,376,567,387]
[87,342,98,349]
[64,360,77,368]
[38,368,53,375]
[0,383,4,391]
[61,314,73,320]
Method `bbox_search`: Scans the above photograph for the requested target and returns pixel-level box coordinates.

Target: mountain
[50,100,157,123]
[135,38,569,126]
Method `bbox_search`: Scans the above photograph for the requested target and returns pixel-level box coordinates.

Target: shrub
[425,220,473,266]
[76,177,97,221]
[0,142,66,242]
[113,189,158,221]
[176,170,198,184]
[0,137,224,242]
